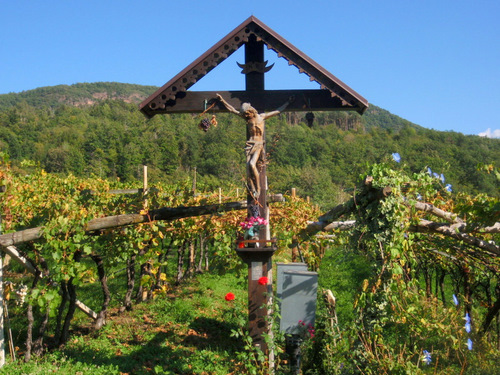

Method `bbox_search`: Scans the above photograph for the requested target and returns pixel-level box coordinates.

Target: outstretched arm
[262,95,295,119]
[216,94,240,116]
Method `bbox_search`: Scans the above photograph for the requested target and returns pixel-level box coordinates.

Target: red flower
[238,241,245,248]
[258,277,268,285]
[225,292,235,301]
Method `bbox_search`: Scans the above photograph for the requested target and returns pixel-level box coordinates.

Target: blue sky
[1,1,499,138]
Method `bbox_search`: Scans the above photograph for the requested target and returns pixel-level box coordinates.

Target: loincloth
[245,140,264,157]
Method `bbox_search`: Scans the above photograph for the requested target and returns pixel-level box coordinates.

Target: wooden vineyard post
[143,165,148,209]
[143,165,148,192]
[0,254,4,368]
[192,167,197,196]
[0,206,4,367]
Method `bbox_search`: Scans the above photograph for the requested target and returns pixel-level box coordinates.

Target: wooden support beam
[245,35,265,91]
[0,196,285,248]
[143,89,361,116]
[236,242,277,354]
[1,245,98,320]
[0,256,4,367]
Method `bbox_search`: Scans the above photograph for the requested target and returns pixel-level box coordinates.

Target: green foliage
[1,83,499,373]
[301,162,499,374]
[0,82,158,110]
[1,83,498,210]
[0,158,315,368]
[0,271,287,375]
[0,158,498,373]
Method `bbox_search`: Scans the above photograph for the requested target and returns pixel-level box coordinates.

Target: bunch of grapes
[16,284,28,306]
[198,118,211,132]
[249,203,260,218]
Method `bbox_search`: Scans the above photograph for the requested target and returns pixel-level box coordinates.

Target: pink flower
[239,216,268,229]
[256,217,268,226]
[239,220,253,229]
[307,324,315,338]
[225,292,235,301]
[258,277,268,285]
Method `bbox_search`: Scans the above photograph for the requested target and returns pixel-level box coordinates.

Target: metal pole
[285,335,303,374]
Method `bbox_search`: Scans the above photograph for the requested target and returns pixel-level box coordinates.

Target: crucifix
[139,15,368,358]
[213,37,295,354]
[214,92,293,352]
[215,93,293,202]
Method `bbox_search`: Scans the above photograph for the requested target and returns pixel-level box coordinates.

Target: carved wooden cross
[140,15,368,356]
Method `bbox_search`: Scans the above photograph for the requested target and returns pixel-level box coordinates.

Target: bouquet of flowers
[239,216,268,240]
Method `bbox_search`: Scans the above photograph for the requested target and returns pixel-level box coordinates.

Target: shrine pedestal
[236,240,277,353]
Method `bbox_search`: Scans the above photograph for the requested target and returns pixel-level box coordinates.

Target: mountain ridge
[0,82,156,109]
[0,82,498,205]
[0,82,420,132]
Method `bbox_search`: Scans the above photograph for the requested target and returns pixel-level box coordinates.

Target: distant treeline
[1,82,498,208]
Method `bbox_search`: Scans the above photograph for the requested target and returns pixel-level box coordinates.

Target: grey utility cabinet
[276,262,318,335]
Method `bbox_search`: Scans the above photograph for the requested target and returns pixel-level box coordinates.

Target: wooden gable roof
[139,16,368,118]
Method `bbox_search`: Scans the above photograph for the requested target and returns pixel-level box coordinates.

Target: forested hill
[0,82,157,109]
[0,82,417,132]
[1,82,498,207]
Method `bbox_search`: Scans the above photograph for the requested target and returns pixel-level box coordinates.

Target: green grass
[4,247,497,374]
[0,271,252,375]
[316,246,372,324]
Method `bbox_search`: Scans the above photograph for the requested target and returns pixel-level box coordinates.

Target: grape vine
[1,153,499,373]
[0,157,317,355]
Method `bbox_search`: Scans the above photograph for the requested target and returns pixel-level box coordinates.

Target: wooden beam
[1,245,98,320]
[141,89,362,117]
[245,35,265,91]
[0,196,285,248]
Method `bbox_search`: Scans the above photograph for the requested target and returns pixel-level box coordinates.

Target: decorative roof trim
[140,16,368,118]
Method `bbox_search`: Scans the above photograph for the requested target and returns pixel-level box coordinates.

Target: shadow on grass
[62,331,180,374]
[60,317,243,374]
[183,316,242,351]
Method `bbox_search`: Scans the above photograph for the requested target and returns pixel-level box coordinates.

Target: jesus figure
[216,94,294,199]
